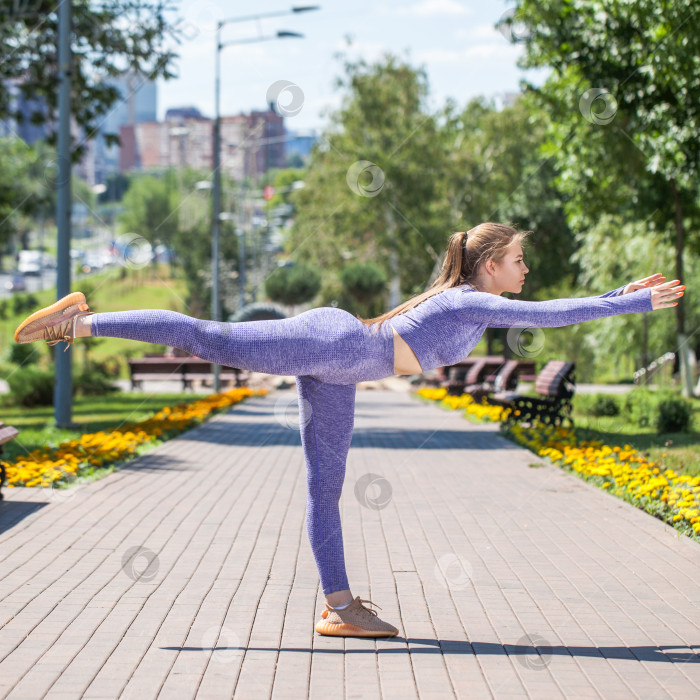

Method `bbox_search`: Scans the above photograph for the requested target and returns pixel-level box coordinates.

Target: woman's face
[495,241,529,294]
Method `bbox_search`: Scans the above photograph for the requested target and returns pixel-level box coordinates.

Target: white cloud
[331,38,393,64]
[416,42,521,64]
[454,24,502,41]
[463,43,521,60]
[415,48,462,64]
[396,0,472,17]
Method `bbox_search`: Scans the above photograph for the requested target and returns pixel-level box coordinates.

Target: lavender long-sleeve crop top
[386,283,653,373]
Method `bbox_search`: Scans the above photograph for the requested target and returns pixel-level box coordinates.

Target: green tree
[0,137,99,253]
[118,172,179,250]
[508,0,700,393]
[265,263,321,310]
[287,51,451,308]
[0,137,45,251]
[117,168,241,319]
[340,261,387,318]
[0,0,180,160]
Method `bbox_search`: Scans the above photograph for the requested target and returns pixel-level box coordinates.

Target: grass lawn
[568,401,700,478]
[1,264,190,379]
[0,391,208,465]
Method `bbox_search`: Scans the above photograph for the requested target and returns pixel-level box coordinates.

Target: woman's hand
[621,273,668,295]
[648,279,685,310]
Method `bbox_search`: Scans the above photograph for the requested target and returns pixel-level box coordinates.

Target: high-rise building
[284,129,317,165]
[119,108,286,182]
[221,109,286,180]
[93,69,157,183]
[0,78,51,143]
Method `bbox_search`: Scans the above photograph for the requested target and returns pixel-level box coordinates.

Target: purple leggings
[92,307,396,594]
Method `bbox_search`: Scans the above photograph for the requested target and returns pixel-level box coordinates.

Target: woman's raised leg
[88,308,356,381]
[15,293,396,385]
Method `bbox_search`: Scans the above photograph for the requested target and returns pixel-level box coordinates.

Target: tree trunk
[670,179,695,397]
[384,205,401,309]
[642,314,649,369]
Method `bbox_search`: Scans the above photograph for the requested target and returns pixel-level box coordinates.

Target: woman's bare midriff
[392,326,423,375]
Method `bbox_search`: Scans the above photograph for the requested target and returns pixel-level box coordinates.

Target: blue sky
[158,0,551,131]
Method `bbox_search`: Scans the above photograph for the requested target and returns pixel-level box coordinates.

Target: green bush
[590,394,620,417]
[7,342,40,366]
[11,294,26,316]
[10,293,40,316]
[6,367,56,407]
[93,356,121,378]
[74,367,120,397]
[265,263,321,306]
[621,387,680,429]
[655,397,692,433]
[6,361,121,406]
[622,388,653,427]
[340,262,387,303]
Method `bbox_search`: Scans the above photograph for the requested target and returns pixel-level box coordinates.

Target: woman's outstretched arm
[596,284,627,298]
[452,287,654,329]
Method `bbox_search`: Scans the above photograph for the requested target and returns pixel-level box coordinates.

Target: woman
[14,222,685,638]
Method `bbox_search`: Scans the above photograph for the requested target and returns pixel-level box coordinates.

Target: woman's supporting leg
[295,375,357,596]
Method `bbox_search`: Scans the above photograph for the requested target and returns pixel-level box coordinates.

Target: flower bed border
[3,387,268,490]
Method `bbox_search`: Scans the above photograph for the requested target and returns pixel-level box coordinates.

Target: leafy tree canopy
[0,0,182,159]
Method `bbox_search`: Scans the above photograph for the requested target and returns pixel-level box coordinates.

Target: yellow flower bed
[3,387,268,489]
[416,387,700,540]
[417,387,513,422]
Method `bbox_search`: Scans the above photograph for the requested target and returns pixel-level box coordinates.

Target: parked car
[17,250,42,275]
[4,272,26,292]
[81,251,106,273]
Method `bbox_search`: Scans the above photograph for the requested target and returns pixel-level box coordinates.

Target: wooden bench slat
[0,426,18,445]
[128,355,248,390]
[0,424,19,499]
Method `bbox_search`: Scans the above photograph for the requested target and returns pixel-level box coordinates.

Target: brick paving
[0,385,698,699]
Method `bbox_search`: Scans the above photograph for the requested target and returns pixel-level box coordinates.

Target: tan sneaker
[14,291,93,351]
[315,596,399,638]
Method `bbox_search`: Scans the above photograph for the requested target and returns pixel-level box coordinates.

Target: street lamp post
[224,135,306,308]
[54,0,73,428]
[210,5,319,393]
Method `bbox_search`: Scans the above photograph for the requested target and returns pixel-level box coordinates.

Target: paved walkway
[0,387,698,699]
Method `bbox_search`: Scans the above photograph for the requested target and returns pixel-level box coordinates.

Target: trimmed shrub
[590,394,620,417]
[6,367,56,407]
[655,397,692,433]
[265,263,321,306]
[74,367,120,397]
[622,387,689,432]
[7,342,40,367]
[340,262,387,304]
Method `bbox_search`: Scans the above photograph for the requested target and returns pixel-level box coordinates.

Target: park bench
[180,358,247,390]
[127,357,248,391]
[467,359,538,402]
[0,422,19,501]
[441,355,506,395]
[487,360,576,428]
[440,356,537,397]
